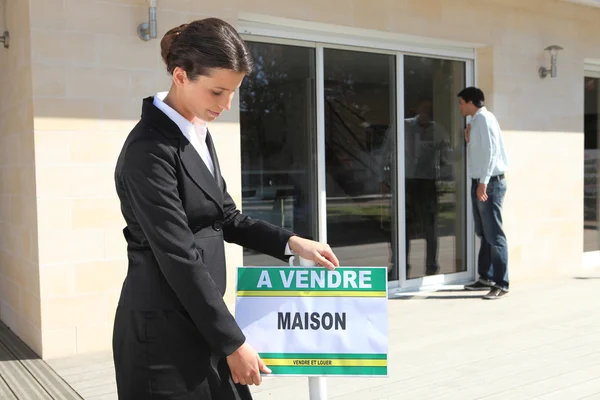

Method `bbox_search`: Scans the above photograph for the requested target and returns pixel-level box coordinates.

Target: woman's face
[174,67,246,122]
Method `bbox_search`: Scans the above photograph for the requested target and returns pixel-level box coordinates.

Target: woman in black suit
[113,18,339,400]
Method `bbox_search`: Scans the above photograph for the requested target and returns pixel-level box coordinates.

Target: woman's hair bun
[159,18,253,79]
[160,23,188,66]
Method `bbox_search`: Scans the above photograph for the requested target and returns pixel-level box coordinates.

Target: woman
[113,18,339,399]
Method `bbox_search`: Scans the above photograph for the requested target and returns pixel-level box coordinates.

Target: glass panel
[323,49,397,281]
[240,42,318,265]
[584,77,600,252]
[403,56,466,279]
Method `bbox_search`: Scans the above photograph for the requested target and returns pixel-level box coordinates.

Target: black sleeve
[119,139,245,356]
[221,179,295,261]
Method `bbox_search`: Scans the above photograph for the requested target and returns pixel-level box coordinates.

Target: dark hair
[457,87,485,108]
[160,18,253,80]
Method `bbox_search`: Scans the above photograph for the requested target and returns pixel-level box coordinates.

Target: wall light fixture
[539,45,564,78]
[137,0,157,41]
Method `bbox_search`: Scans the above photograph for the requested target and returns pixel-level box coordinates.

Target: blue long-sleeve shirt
[468,107,508,184]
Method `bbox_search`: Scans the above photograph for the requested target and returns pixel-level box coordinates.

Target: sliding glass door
[323,48,398,281]
[239,42,318,266]
[403,56,467,281]
[239,38,473,288]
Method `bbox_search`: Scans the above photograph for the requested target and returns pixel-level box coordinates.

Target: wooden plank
[72,373,116,393]
[78,383,117,399]
[60,365,115,384]
[47,351,117,398]
[58,361,115,379]
[87,393,117,400]
[47,352,113,372]
[0,375,17,400]
[63,368,117,398]
[0,323,82,399]
[0,341,52,400]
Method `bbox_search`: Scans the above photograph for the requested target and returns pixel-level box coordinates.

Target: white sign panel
[235,267,388,377]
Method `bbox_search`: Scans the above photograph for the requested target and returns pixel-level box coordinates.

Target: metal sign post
[291,255,328,400]
[308,375,328,400]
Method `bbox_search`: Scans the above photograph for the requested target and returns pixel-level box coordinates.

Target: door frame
[584,59,600,269]
[239,15,479,291]
[392,57,475,291]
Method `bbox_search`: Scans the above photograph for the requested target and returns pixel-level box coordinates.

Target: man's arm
[470,116,494,184]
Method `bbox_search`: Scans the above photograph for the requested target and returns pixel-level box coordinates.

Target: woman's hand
[226,342,271,386]
[287,236,340,270]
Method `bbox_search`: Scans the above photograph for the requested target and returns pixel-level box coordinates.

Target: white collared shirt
[153,92,215,177]
[468,107,509,184]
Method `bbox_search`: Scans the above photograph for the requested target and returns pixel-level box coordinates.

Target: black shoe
[464,279,494,291]
[482,287,509,300]
[425,265,440,276]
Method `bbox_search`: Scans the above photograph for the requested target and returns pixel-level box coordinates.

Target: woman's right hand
[226,342,271,386]
[287,236,339,270]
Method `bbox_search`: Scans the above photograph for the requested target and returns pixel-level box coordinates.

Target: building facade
[0,0,599,359]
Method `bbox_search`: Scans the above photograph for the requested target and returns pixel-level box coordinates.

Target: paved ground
[45,273,600,400]
[252,275,600,400]
[585,227,599,252]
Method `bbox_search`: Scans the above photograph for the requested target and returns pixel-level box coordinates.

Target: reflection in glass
[404,56,466,279]
[323,49,397,281]
[584,77,600,252]
[240,42,318,265]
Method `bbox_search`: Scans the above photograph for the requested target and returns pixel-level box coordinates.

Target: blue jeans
[471,178,509,289]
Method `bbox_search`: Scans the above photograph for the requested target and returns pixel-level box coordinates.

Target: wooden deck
[0,322,82,399]
[46,352,116,400]
[2,275,600,399]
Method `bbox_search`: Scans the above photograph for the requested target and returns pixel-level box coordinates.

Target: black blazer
[114,96,294,357]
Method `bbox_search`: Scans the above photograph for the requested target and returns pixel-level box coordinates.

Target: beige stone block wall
[29,0,151,358]
[0,0,41,354]
[26,0,243,358]
[3,0,596,359]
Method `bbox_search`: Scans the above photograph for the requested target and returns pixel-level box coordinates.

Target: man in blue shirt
[457,87,509,299]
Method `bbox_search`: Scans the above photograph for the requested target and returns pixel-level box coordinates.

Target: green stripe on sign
[260,353,387,360]
[237,267,387,292]
[268,365,387,376]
